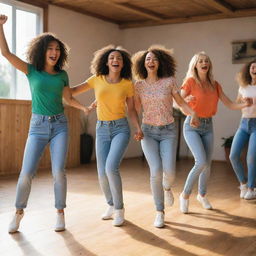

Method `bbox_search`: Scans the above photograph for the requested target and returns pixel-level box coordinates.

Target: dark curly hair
[132,45,176,80]
[237,59,256,87]
[26,33,69,72]
[90,45,132,79]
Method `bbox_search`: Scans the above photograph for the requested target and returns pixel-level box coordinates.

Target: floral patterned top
[134,77,178,126]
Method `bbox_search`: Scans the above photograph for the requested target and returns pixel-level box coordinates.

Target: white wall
[48,5,256,160]
[121,17,256,160]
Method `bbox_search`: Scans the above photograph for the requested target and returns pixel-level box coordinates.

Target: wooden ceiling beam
[119,8,256,29]
[103,2,163,21]
[51,2,119,24]
[200,0,235,14]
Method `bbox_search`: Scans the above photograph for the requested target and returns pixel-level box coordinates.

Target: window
[0,0,43,100]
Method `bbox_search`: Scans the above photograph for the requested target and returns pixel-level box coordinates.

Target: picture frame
[232,40,256,64]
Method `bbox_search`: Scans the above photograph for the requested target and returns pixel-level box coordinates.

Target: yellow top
[87,75,134,121]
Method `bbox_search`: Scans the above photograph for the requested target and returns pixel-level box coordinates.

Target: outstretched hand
[0,15,7,25]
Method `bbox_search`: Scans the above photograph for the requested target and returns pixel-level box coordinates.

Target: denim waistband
[97,117,127,126]
[142,122,174,129]
[198,117,212,123]
[32,113,65,122]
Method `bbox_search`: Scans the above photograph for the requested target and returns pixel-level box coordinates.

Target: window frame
[0,0,47,103]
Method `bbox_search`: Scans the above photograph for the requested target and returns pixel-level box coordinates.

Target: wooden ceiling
[22,0,256,29]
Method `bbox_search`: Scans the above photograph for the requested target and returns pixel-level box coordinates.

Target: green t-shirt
[26,64,69,116]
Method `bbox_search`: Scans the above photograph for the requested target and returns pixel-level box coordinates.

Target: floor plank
[0,158,255,256]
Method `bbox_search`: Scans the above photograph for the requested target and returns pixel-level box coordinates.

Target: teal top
[26,64,69,116]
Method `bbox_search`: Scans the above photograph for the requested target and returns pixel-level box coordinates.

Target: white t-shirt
[239,85,256,118]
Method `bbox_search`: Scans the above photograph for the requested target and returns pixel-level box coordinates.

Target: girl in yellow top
[72,45,142,227]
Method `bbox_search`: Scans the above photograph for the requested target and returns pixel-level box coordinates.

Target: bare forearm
[0,25,10,57]
[128,109,141,130]
[179,102,195,116]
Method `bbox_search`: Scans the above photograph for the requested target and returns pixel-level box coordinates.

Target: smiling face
[144,51,159,75]
[45,40,61,67]
[106,50,124,74]
[195,55,210,75]
[249,62,256,82]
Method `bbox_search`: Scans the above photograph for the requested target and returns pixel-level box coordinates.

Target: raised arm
[0,15,28,74]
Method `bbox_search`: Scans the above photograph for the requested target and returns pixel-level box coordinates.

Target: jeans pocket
[58,115,68,123]
[30,116,42,126]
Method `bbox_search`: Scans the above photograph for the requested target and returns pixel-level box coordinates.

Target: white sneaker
[165,189,174,206]
[8,212,24,234]
[154,211,164,228]
[179,194,189,213]
[197,194,212,209]
[112,209,124,227]
[55,212,65,232]
[239,184,247,198]
[101,205,114,220]
[244,190,256,200]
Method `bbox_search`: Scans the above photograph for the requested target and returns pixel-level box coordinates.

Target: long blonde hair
[184,52,215,89]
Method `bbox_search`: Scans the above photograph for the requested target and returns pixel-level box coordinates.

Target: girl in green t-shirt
[0,14,89,234]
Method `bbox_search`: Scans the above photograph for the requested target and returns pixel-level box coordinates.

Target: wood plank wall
[0,99,81,176]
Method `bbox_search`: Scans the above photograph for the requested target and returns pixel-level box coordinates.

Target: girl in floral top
[133,45,199,228]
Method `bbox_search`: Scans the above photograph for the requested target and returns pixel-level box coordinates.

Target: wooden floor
[0,158,255,256]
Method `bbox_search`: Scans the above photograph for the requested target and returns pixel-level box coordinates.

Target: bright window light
[0,0,43,100]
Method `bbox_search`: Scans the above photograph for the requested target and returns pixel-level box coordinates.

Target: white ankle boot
[8,211,24,233]
[240,184,247,198]
[197,194,212,209]
[55,212,65,232]
[154,211,164,228]
[165,189,174,206]
[112,208,124,227]
[179,194,189,213]
[244,190,256,200]
[101,206,114,220]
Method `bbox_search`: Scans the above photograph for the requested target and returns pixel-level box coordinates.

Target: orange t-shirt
[181,77,222,118]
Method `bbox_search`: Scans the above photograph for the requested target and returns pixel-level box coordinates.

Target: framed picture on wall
[232,40,256,64]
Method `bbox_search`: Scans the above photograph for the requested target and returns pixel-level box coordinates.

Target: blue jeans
[229,118,256,189]
[141,123,177,211]
[182,116,213,196]
[15,113,69,209]
[96,118,130,210]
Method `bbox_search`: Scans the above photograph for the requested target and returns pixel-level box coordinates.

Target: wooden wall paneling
[0,100,81,176]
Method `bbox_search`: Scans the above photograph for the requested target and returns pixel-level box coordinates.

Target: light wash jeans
[182,116,213,196]
[229,118,256,189]
[141,123,177,211]
[15,113,69,210]
[96,118,130,210]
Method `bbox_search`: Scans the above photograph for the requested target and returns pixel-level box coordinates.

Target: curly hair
[132,45,176,80]
[26,33,69,72]
[90,45,132,79]
[236,59,256,87]
[184,52,215,89]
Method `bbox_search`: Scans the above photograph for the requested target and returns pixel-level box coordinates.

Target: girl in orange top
[179,52,251,214]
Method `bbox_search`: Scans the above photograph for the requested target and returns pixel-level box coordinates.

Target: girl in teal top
[0,14,88,233]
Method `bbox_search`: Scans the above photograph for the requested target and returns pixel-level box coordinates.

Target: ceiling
[22,0,256,29]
